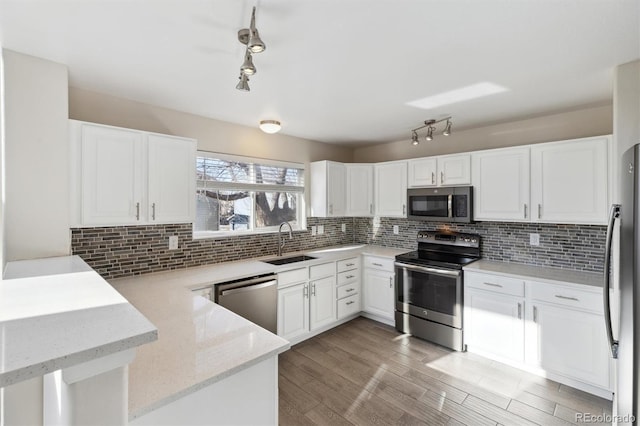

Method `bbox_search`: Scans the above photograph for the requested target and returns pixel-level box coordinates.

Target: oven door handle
[394,262,461,277]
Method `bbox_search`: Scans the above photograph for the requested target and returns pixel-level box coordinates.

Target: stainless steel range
[395,230,480,351]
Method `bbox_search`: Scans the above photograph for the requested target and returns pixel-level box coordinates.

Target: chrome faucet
[278,221,293,256]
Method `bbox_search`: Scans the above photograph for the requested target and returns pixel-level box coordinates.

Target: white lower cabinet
[277,282,309,342]
[309,276,336,331]
[362,256,395,322]
[465,289,524,363]
[464,270,612,398]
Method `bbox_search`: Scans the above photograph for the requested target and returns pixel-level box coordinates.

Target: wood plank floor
[279,317,613,426]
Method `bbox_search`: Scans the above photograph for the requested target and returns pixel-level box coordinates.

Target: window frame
[194,151,306,239]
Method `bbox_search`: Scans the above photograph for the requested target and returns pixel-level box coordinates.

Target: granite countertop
[463,259,604,288]
[108,244,405,419]
[0,256,157,387]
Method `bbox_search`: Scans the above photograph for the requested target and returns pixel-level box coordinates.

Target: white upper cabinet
[438,154,471,186]
[346,164,374,216]
[408,154,471,187]
[71,120,197,226]
[407,158,437,187]
[530,136,609,224]
[310,161,346,217]
[147,134,196,223]
[472,147,530,221]
[80,124,144,225]
[374,161,407,217]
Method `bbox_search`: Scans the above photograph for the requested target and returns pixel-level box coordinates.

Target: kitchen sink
[262,255,317,265]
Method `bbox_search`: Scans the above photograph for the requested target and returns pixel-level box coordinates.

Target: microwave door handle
[448,194,453,218]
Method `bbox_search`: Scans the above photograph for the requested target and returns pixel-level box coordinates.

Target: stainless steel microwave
[406,186,473,223]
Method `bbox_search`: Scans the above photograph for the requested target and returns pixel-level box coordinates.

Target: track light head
[248,29,266,53]
[443,119,452,136]
[411,131,419,146]
[240,51,256,76]
[426,126,435,141]
[236,73,250,91]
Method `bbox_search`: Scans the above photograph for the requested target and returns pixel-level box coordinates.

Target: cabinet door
[363,269,394,320]
[407,158,437,187]
[328,162,347,217]
[374,162,407,217]
[148,135,196,223]
[438,154,471,186]
[529,302,610,389]
[472,147,530,221]
[530,136,608,224]
[346,164,373,216]
[465,288,524,362]
[81,124,144,225]
[277,283,309,341]
[310,276,336,330]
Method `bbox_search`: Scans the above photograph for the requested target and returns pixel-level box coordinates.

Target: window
[195,152,305,237]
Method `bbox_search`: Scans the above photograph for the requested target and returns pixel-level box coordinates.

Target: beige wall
[69,87,353,165]
[3,49,70,262]
[353,104,613,163]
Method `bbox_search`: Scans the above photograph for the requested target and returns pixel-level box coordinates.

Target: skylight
[407,82,508,110]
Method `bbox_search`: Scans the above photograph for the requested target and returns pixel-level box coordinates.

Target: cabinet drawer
[528,281,602,312]
[465,272,525,297]
[278,267,308,288]
[337,294,360,319]
[310,262,335,280]
[337,269,359,286]
[363,256,394,271]
[337,282,360,299]
[337,257,360,273]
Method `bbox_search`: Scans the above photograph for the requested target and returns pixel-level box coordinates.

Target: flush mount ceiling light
[410,116,452,146]
[236,6,266,91]
[259,120,281,134]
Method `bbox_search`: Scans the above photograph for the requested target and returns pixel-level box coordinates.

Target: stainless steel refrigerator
[608,144,640,424]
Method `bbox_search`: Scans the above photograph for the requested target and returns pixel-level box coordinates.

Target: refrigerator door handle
[604,203,621,359]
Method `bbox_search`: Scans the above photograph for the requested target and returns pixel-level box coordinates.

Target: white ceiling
[0,0,638,146]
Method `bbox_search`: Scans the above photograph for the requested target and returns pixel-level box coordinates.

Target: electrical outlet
[169,235,179,250]
[318,225,324,235]
[311,226,317,236]
[393,225,399,235]
[529,233,540,246]
[341,223,346,233]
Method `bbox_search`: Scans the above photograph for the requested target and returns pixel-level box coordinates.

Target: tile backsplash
[354,217,606,273]
[71,217,354,279]
[72,217,606,279]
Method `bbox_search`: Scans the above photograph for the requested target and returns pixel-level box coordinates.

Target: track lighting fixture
[236,6,266,91]
[236,73,250,91]
[410,116,453,145]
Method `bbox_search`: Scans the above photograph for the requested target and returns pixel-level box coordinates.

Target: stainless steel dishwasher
[213,273,278,334]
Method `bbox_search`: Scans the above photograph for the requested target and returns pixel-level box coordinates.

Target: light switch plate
[341,223,346,233]
[393,225,399,235]
[311,225,317,236]
[169,235,179,250]
[530,233,540,246]
[318,225,324,235]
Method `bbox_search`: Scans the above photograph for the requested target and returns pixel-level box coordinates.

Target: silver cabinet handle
[555,295,579,302]
[372,262,383,267]
[389,276,393,288]
[345,288,355,293]
[533,306,538,323]
[369,204,373,214]
[538,204,542,219]
[329,204,333,215]
[346,263,355,267]
[152,202,156,220]
[441,171,444,184]
[517,303,522,319]
[136,202,140,221]
[483,282,502,288]
[311,283,316,296]
[431,172,435,185]
[346,275,355,279]
[303,285,308,298]
[524,204,527,219]
[346,301,355,306]
[402,204,406,215]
